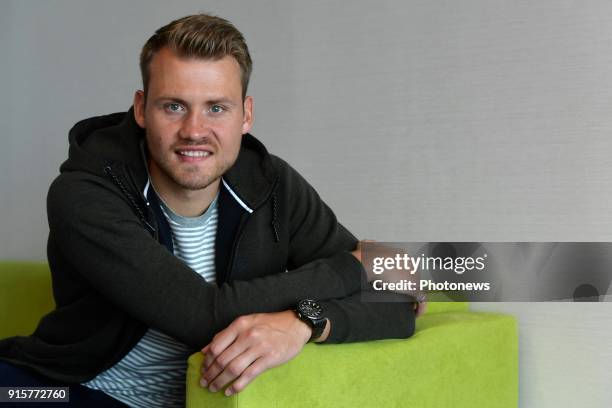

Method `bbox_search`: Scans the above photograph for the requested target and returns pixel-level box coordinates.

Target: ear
[241,96,254,134]
[133,90,146,129]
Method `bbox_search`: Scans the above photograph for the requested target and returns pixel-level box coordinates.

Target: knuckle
[210,333,222,344]
[245,328,260,340]
[227,363,243,377]
[215,356,228,368]
[245,364,263,378]
[204,364,219,376]
[209,344,223,356]
[235,315,252,327]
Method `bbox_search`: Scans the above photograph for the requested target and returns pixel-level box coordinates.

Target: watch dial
[299,299,323,318]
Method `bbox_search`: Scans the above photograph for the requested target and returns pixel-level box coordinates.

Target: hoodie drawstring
[104,166,156,234]
[271,189,280,243]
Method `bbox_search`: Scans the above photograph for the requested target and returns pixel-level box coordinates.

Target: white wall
[2,1,611,406]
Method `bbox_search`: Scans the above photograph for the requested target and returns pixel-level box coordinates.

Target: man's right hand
[200,310,311,396]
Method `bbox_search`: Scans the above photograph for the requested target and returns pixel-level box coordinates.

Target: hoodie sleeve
[46,171,364,350]
[277,158,416,342]
[318,291,416,343]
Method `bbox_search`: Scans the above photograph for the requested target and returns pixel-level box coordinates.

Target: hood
[60,108,278,210]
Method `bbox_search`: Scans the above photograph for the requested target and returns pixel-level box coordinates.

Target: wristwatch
[294,299,326,342]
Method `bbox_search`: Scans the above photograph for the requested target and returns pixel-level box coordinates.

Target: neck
[159,185,219,217]
[149,173,220,218]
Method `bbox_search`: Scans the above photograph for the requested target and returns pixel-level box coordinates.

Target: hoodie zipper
[225,180,279,282]
[225,211,252,283]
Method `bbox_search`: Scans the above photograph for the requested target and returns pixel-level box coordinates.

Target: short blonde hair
[140,14,252,99]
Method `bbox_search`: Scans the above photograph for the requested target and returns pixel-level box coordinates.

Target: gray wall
[2,1,611,406]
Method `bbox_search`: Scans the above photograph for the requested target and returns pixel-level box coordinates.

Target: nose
[179,111,210,141]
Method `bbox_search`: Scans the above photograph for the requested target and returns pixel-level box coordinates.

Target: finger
[202,336,253,385]
[204,325,242,369]
[201,333,237,383]
[225,356,273,396]
[200,344,210,374]
[415,301,427,318]
[199,344,210,386]
[208,347,261,393]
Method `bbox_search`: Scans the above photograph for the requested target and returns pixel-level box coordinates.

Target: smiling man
[0,14,416,407]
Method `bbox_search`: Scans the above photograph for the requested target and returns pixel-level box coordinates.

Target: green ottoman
[0,262,518,407]
[186,302,518,408]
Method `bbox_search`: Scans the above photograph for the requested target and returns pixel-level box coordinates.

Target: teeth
[179,151,210,157]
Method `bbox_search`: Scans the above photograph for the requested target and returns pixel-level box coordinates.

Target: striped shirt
[83,194,219,407]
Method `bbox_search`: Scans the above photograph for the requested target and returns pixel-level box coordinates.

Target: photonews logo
[371,253,487,275]
[362,242,496,301]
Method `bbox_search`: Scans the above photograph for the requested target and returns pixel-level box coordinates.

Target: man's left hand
[200,310,311,396]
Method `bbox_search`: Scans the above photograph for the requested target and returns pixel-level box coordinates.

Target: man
[0,14,416,407]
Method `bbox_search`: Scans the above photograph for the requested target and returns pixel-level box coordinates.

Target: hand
[200,310,311,396]
[414,301,427,318]
[357,240,426,317]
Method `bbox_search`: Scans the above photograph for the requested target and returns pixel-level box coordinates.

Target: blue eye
[166,103,184,112]
[210,105,224,113]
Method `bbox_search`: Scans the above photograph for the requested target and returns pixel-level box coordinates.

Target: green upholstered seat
[0,261,55,339]
[186,301,517,408]
[0,262,518,407]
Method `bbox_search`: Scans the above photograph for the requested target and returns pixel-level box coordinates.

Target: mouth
[175,148,213,162]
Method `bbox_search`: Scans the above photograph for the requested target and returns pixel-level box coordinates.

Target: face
[134,48,253,197]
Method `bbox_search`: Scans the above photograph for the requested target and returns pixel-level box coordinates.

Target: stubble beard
[146,133,240,193]
[161,156,232,191]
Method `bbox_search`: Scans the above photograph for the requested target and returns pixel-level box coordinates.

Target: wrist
[293,299,327,342]
[293,314,313,344]
[312,318,330,343]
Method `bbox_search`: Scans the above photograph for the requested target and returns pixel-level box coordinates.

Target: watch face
[298,299,323,319]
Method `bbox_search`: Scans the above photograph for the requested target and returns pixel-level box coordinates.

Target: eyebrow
[154,96,238,108]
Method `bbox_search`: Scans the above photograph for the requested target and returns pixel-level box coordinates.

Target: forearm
[199,251,364,344]
[318,291,416,343]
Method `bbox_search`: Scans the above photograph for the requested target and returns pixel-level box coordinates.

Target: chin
[174,176,218,191]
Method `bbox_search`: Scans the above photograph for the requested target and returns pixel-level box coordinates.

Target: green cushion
[186,310,518,407]
[0,261,518,408]
[0,262,55,339]
[421,301,468,314]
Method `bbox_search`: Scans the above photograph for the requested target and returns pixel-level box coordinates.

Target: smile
[178,151,211,157]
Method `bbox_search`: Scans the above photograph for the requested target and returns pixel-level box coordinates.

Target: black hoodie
[0,109,415,382]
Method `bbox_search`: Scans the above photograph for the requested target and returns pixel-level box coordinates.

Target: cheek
[146,132,168,158]
[227,134,243,160]
[216,123,244,157]
[146,120,175,148]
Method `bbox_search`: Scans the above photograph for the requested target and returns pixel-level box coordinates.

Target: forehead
[147,47,242,99]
